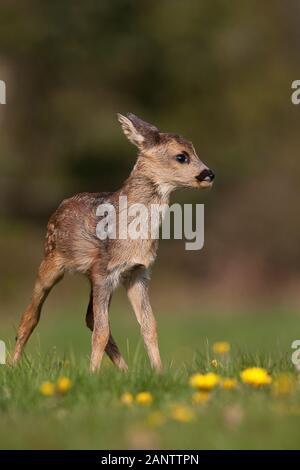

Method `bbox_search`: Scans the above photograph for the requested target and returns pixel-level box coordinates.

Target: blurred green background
[1,0,300,451]
[0,0,300,329]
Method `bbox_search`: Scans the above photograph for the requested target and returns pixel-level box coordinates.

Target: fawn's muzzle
[196,168,215,183]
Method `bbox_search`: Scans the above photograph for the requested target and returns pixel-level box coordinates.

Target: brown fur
[12,113,213,372]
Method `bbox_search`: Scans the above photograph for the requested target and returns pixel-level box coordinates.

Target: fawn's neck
[120,162,173,207]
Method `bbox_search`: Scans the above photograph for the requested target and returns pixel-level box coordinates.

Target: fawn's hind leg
[86,290,128,371]
[12,253,65,364]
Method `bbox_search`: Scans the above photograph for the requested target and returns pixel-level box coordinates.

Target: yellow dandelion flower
[211,359,218,368]
[240,367,272,387]
[192,390,210,404]
[189,372,220,391]
[170,404,195,423]
[213,341,231,354]
[136,391,153,406]
[147,411,165,427]
[40,381,55,397]
[272,374,295,397]
[221,378,238,390]
[56,377,72,394]
[120,392,134,405]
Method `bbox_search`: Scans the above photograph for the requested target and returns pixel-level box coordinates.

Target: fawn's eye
[175,153,189,164]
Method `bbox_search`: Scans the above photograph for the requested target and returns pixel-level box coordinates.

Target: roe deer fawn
[12,113,215,372]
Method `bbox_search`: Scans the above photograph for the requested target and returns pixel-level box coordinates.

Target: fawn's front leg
[125,268,162,372]
[89,279,111,373]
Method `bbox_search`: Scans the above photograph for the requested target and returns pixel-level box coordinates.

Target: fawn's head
[117,113,215,194]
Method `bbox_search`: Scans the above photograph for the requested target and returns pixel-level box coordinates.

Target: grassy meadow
[0,304,300,450]
[0,0,299,453]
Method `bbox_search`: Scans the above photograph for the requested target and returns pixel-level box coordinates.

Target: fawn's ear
[117,113,160,148]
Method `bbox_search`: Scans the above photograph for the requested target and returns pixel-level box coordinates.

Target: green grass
[0,309,300,449]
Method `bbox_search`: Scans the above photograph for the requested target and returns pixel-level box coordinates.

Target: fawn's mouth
[196,169,215,188]
[198,180,213,189]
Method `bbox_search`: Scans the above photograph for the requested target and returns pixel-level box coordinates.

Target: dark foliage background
[0,0,300,311]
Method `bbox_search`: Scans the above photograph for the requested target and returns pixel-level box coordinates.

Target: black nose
[196,168,215,182]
